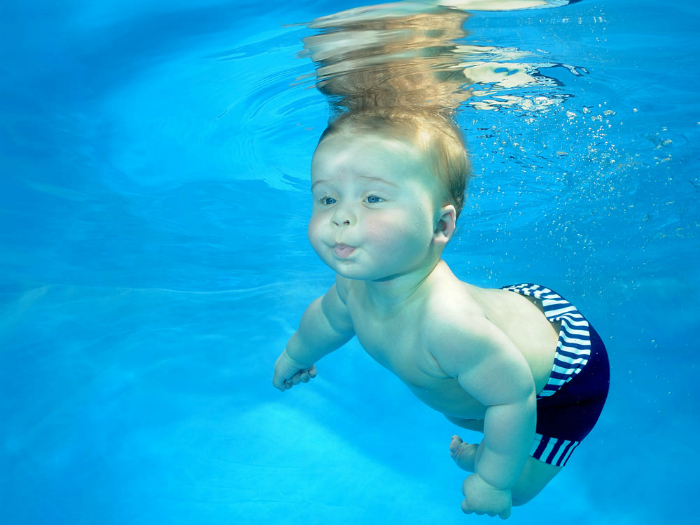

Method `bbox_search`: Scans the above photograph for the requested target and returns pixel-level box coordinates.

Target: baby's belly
[404,377,487,419]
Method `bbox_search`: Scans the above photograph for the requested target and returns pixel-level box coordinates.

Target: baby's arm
[430,316,536,517]
[273,277,355,391]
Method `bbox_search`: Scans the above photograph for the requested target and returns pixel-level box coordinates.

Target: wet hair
[308,4,472,218]
[318,108,470,218]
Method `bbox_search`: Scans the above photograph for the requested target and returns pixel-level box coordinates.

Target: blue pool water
[1,1,699,523]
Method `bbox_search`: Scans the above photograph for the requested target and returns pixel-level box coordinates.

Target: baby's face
[309,131,444,281]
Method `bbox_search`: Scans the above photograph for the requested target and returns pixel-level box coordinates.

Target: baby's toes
[449,435,465,457]
[449,436,478,473]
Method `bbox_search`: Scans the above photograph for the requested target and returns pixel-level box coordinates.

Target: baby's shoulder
[425,272,485,319]
[420,280,493,345]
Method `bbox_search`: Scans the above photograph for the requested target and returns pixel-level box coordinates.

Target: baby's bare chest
[348,306,487,418]
[351,312,434,378]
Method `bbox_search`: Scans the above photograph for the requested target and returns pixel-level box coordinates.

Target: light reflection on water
[298,1,587,114]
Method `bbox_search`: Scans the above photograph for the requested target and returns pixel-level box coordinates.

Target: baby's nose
[331,205,355,227]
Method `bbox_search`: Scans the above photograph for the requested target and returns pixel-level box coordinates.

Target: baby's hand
[273,349,317,392]
[461,473,512,519]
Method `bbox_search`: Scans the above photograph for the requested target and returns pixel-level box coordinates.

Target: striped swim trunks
[502,284,610,467]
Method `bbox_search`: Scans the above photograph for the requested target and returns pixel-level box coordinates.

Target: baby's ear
[433,204,456,246]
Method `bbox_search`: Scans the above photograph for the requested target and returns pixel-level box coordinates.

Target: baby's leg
[510,457,561,506]
[450,441,561,504]
[446,415,562,505]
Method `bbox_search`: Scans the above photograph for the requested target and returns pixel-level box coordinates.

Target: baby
[272,108,609,518]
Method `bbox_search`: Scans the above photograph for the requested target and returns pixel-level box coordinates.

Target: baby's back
[463,283,559,392]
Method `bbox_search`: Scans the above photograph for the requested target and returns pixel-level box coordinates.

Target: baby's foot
[450,435,478,473]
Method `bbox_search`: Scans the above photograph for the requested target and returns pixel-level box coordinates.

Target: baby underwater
[272,109,610,519]
[273,2,609,518]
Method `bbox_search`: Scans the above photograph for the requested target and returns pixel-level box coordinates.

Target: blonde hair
[319,109,470,218]
[308,4,472,217]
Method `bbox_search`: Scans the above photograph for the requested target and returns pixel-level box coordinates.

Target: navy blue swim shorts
[503,284,610,467]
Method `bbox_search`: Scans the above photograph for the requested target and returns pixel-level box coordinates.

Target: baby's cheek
[307,217,324,248]
[308,212,324,233]
[366,217,413,247]
[363,217,391,240]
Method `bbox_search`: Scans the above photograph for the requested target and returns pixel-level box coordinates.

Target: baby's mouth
[333,243,356,258]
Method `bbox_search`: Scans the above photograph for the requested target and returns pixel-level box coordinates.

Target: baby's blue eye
[366,195,383,204]
[321,197,337,205]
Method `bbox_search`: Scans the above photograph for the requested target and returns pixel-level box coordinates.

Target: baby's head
[305,4,471,281]
[309,108,471,281]
[318,108,470,218]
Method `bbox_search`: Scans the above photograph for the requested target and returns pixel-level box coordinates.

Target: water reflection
[303,3,470,114]
[300,1,585,114]
[436,0,580,11]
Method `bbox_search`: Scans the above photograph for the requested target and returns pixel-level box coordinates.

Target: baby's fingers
[297,366,318,384]
[280,366,318,390]
[291,369,310,385]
